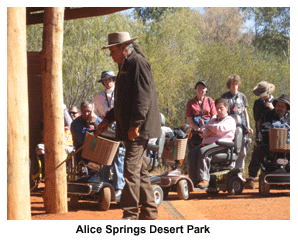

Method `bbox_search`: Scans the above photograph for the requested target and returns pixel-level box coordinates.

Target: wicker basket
[81,132,120,165]
[269,128,290,153]
[161,138,188,160]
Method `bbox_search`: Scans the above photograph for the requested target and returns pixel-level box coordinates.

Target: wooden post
[41,7,67,214]
[7,7,31,220]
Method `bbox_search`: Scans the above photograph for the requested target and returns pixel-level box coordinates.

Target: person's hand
[95,119,110,136]
[248,127,254,135]
[265,102,274,110]
[128,126,139,141]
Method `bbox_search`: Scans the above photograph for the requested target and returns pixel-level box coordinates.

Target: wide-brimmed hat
[273,94,290,110]
[102,32,138,49]
[253,81,275,97]
[195,80,207,89]
[97,70,116,83]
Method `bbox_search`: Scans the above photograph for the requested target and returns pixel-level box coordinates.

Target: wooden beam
[41,7,68,214]
[7,7,31,220]
[27,7,133,25]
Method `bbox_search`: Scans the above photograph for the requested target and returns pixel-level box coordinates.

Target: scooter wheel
[259,174,270,196]
[177,179,189,200]
[69,194,79,207]
[152,185,163,207]
[98,187,111,211]
[227,176,244,195]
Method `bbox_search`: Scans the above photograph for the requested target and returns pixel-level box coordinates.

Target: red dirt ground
[31,182,290,220]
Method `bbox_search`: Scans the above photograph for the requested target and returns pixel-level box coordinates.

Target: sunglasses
[69,111,78,115]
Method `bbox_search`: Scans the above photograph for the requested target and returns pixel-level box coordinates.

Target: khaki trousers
[120,139,158,220]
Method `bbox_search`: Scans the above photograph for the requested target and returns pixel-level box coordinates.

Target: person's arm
[187,117,200,130]
[244,108,254,134]
[70,119,91,145]
[206,117,236,135]
[129,59,152,128]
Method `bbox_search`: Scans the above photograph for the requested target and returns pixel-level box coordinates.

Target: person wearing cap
[185,80,217,131]
[252,81,276,145]
[95,32,161,220]
[221,74,253,174]
[93,70,125,199]
[185,80,217,184]
[246,94,290,189]
[93,70,116,118]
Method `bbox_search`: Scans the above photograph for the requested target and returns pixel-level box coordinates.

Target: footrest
[67,183,92,195]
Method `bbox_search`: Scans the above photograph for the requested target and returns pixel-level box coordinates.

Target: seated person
[246,94,290,189]
[71,100,102,151]
[70,100,110,180]
[188,98,236,188]
[69,106,81,120]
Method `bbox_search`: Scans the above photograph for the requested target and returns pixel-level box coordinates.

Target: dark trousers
[188,143,228,184]
[248,144,270,178]
[249,144,290,178]
[120,139,158,220]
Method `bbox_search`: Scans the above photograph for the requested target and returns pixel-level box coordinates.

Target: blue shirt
[70,116,102,150]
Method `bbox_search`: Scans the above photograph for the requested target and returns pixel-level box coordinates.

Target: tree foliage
[26,7,290,130]
[134,7,179,24]
[241,7,290,59]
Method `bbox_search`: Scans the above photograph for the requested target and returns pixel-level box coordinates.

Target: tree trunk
[7,7,31,220]
[41,7,68,214]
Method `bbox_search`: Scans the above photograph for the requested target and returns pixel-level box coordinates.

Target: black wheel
[259,174,270,196]
[152,185,163,207]
[69,194,79,207]
[227,176,244,195]
[177,179,189,200]
[98,187,111,211]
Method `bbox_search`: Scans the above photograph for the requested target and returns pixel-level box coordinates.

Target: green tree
[242,7,290,59]
[141,8,202,127]
[134,7,179,24]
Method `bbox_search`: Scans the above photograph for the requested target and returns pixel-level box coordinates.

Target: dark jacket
[105,50,161,141]
[260,109,290,144]
[253,95,275,139]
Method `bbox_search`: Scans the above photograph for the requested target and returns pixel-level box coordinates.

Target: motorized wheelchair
[157,114,250,200]
[257,123,290,196]
[67,127,165,211]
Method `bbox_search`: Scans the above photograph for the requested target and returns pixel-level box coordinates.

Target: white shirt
[93,86,115,118]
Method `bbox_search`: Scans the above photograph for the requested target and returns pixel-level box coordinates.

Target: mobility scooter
[157,114,250,200]
[258,124,290,196]
[67,128,165,211]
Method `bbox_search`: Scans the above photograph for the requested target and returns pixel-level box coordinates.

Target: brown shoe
[245,177,255,189]
[197,180,209,189]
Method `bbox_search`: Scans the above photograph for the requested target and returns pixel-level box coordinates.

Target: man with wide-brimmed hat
[246,94,290,189]
[252,81,276,144]
[95,32,161,220]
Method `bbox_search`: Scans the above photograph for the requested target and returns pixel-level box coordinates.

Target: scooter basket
[161,138,188,160]
[269,128,290,153]
[82,132,120,165]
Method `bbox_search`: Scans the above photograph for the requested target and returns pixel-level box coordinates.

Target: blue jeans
[98,147,125,190]
[113,147,126,190]
[193,116,210,127]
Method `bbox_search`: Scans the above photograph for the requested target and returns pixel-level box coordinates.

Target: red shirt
[185,96,217,119]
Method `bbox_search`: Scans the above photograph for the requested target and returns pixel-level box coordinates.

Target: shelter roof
[26,7,133,25]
